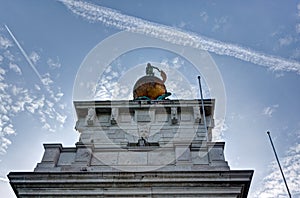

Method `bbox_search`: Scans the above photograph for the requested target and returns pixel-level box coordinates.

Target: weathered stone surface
[57,152,76,166]
[9,99,253,197]
[191,150,209,165]
[91,152,118,166]
[41,144,62,163]
[8,171,254,197]
[31,100,233,171]
[175,146,191,162]
[148,149,175,165]
[118,152,148,165]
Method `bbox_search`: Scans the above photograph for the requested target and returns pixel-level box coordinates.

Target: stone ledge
[8,170,253,198]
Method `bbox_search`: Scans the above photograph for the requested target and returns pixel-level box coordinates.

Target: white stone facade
[8,99,253,197]
[34,99,230,172]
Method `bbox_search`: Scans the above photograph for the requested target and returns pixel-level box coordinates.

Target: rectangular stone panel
[41,145,62,163]
[136,114,151,122]
[181,113,192,121]
[98,114,109,123]
[120,113,131,122]
[57,152,76,166]
[74,148,92,163]
[156,113,168,122]
[209,146,225,161]
[118,152,147,165]
[191,150,209,165]
[148,150,175,165]
[91,152,118,166]
[175,147,191,161]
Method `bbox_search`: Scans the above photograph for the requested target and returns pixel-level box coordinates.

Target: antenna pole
[198,76,208,138]
[267,131,292,198]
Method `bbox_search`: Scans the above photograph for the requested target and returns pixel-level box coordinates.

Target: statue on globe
[133,63,171,100]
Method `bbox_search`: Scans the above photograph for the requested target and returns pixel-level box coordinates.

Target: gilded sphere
[133,75,167,100]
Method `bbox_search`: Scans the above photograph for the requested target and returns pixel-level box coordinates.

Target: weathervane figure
[145,63,167,82]
[133,63,170,100]
[146,63,158,76]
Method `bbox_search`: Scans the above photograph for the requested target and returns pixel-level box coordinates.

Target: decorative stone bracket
[110,107,118,125]
[85,107,97,126]
[193,106,201,123]
[171,107,178,124]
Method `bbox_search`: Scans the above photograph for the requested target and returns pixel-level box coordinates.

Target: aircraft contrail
[59,0,300,74]
[4,24,44,84]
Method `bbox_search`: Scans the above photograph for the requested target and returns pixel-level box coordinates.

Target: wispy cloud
[0,30,68,154]
[253,140,300,197]
[9,63,22,75]
[47,57,61,69]
[262,104,279,117]
[59,0,300,74]
[278,35,293,47]
[296,3,300,35]
[4,25,44,83]
[212,16,228,32]
[29,51,40,64]
[213,118,228,141]
[0,35,12,49]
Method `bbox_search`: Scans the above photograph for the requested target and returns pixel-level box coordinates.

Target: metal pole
[267,131,292,198]
[198,76,208,137]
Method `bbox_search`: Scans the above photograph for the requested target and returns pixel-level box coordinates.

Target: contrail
[59,0,300,74]
[4,24,44,83]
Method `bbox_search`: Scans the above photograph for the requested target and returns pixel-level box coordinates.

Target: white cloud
[1,115,9,122]
[42,123,55,132]
[0,136,11,155]
[177,21,187,29]
[34,84,41,91]
[0,104,8,114]
[3,50,14,61]
[275,72,285,78]
[278,36,293,46]
[262,104,279,117]
[0,30,67,154]
[292,48,300,59]
[11,85,23,96]
[0,66,5,76]
[47,57,61,69]
[3,125,15,135]
[29,51,40,64]
[171,57,184,69]
[41,73,54,86]
[253,140,300,197]
[0,35,13,49]
[4,25,44,83]
[199,11,208,22]
[9,62,22,75]
[0,82,8,92]
[59,0,300,74]
[212,16,228,32]
[212,118,228,141]
[56,112,67,126]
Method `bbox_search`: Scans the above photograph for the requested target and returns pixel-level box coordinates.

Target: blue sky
[1,0,300,197]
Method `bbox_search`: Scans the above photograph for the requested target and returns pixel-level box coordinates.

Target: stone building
[8,65,253,197]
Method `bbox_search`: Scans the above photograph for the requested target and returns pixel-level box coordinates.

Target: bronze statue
[133,63,170,100]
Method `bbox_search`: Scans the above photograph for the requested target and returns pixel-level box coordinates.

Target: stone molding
[8,170,253,198]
